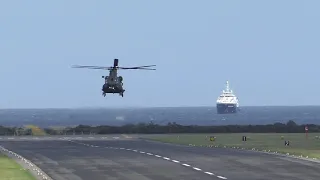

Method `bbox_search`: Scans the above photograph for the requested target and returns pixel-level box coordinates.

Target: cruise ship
[216,81,239,114]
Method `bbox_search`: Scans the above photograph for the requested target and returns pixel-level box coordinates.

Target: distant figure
[285,140,290,146]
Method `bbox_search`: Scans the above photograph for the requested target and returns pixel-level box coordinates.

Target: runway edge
[0,145,53,180]
[138,138,320,164]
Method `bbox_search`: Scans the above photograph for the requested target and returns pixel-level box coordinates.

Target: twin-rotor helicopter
[72,59,156,97]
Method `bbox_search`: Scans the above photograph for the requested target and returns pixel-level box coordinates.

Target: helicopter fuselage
[102,68,125,97]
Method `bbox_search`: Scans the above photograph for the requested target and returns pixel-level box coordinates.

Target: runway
[0,135,319,180]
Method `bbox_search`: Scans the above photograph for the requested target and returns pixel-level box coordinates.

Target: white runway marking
[193,167,201,171]
[205,172,214,175]
[67,140,227,179]
[217,176,227,179]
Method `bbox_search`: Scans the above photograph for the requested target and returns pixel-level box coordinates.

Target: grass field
[0,154,35,180]
[25,125,47,136]
[142,133,320,159]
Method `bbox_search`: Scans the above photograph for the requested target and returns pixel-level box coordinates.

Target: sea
[0,106,320,128]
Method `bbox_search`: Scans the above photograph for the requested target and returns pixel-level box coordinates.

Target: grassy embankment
[25,125,47,136]
[142,133,320,159]
[0,154,35,180]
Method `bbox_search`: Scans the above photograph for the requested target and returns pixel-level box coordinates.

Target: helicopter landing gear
[120,89,125,97]
[102,92,106,97]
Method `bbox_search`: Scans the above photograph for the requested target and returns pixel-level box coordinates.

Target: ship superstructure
[216,81,239,114]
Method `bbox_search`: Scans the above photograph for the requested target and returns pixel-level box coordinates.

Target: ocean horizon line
[1,105,320,110]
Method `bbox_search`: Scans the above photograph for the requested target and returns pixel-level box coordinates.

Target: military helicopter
[72,59,156,97]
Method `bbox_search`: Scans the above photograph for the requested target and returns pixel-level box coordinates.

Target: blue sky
[0,1,319,108]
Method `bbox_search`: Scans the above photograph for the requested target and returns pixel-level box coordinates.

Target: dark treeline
[0,126,32,135]
[45,120,320,135]
[1,120,320,135]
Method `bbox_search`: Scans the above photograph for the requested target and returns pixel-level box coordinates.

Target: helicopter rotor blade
[117,67,156,70]
[132,65,156,68]
[138,67,156,70]
[71,65,112,70]
[117,65,156,70]
[72,65,156,70]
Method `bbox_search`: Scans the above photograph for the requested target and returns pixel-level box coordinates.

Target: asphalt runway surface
[0,135,319,180]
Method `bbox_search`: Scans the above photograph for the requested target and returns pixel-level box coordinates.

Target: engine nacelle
[118,76,123,82]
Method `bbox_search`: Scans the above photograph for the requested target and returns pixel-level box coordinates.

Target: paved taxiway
[1,135,319,180]
[0,135,126,141]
